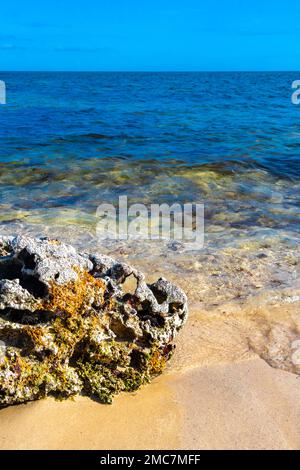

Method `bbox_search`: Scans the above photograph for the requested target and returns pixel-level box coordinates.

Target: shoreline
[0,231,299,449]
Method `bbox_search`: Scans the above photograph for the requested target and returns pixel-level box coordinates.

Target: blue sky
[1,0,299,71]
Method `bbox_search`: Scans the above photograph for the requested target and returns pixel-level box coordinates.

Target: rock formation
[0,236,188,405]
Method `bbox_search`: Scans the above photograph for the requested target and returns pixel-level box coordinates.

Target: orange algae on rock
[0,236,188,406]
[43,267,105,316]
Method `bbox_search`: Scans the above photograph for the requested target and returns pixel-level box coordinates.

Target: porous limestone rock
[0,236,188,405]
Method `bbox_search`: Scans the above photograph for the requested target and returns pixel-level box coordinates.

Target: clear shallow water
[0,72,299,251]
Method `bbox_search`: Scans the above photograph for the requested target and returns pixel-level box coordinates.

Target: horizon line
[0,70,300,73]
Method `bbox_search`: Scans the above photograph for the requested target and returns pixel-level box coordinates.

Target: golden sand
[1,356,300,450]
[0,243,299,450]
[1,296,300,450]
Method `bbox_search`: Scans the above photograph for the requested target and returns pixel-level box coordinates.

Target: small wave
[53,133,110,143]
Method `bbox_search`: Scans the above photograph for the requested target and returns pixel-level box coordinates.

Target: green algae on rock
[0,236,188,406]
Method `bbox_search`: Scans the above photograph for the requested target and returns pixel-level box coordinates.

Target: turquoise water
[0,72,299,248]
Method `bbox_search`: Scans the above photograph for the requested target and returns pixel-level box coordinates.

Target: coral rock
[0,236,188,405]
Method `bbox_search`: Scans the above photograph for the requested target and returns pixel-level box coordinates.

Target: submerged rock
[0,236,188,405]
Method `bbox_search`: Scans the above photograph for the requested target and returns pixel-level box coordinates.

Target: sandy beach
[1,359,300,450]
[1,280,300,450]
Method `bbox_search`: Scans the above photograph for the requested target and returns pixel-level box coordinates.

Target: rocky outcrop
[0,236,188,405]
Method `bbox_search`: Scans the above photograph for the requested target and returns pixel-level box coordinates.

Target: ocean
[0,72,300,403]
[0,72,299,244]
